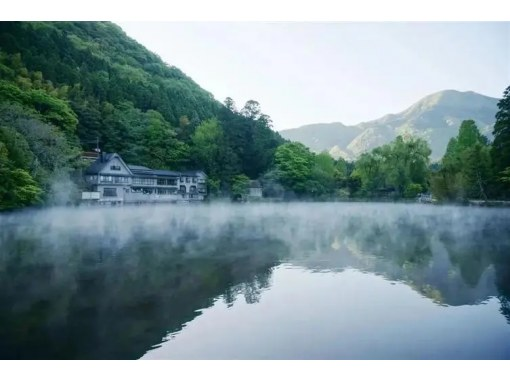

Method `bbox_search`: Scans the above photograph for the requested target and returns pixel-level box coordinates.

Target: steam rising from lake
[1,202,510,359]
[1,203,509,261]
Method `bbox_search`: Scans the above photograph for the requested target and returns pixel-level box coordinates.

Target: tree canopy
[0,22,284,208]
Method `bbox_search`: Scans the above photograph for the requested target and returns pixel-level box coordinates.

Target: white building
[82,152,207,205]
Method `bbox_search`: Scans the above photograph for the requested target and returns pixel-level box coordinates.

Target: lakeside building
[81,152,207,205]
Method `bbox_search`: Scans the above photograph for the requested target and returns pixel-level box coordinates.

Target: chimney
[101,151,106,162]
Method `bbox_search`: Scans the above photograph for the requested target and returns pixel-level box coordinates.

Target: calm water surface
[1,203,509,359]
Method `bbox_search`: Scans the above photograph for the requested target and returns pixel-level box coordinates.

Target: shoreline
[2,198,510,214]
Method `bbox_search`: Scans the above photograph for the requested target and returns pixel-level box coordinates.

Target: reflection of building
[82,152,207,205]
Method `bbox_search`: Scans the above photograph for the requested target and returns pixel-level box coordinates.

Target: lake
[1,202,509,359]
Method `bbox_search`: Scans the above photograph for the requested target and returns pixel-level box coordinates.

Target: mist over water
[1,203,510,359]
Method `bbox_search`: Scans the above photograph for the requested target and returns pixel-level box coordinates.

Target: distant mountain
[279,122,363,160]
[280,90,499,161]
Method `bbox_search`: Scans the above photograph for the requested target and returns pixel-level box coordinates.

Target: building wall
[101,157,131,176]
[249,188,263,197]
[96,184,129,204]
[83,155,207,205]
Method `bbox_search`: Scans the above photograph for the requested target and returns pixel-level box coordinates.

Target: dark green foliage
[431,120,492,201]
[267,137,430,200]
[2,21,505,206]
[218,99,283,180]
[264,90,510,202]
[351,136,431,198]
[491,85,510,196]
[191,118,227,181]
[274,142,315,195]
[0,141,42,210]
[231,174,251,200]
[0,80,78,135]
[0,22,219,127]
[309,152,337,196]
[0,22,284,209]
[0,103,80,195]
[269,143,349,199]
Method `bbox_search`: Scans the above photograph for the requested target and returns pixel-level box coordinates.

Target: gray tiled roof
[84,153,115,174]
[128,165,151,171]
[153,169,181,177]
[85,153,207,178]
[181,170,206,176]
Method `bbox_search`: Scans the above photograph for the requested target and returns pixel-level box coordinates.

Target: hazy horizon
[116,22,510,131]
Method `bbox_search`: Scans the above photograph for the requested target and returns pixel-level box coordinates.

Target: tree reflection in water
[0,203,509,359]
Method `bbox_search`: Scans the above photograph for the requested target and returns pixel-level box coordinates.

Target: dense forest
[0,22,284,209]
[0,22,509,210]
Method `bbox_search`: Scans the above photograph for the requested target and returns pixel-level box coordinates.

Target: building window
[110,165,121,171]
[114,176,129,184]
[192,177,197,183]
[186,177,190,183]
[133,177,155,185]
[179,185,186,194]
[157,178,178,186]
[179,177,184,183]
[103,188,117,197]
[190,185,197,194]
[100,175,113,183]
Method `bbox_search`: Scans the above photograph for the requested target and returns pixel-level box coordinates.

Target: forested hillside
[0,22,284,209]
[0,22,508,210]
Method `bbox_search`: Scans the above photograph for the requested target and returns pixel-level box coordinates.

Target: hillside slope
[0,22,283,209]
[280,90,498,161]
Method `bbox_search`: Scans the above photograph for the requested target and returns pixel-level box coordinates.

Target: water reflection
[0,203,509,359]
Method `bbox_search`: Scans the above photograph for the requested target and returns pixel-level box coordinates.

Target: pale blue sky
[117,22,510,131]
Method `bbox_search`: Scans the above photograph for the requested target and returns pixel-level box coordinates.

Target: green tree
[491,85,510,197]
[404,183,423,199]
[463,142,492,200]
[0,80,78,135]
[431,120,491,201]
[346,173,362,196]
[352,136,430,198]
[0,22,286,209]
[352,150,385,196]
[231,174,250,201]
[139,110,188,170]
[274,142,314,196]
[191,118,223,179]
[308,151,336,197]
[0,103,80,202]
[499,167,510,184]
[0,142,42,210]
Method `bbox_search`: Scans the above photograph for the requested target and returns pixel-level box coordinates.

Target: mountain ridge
[280,90,499,161]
